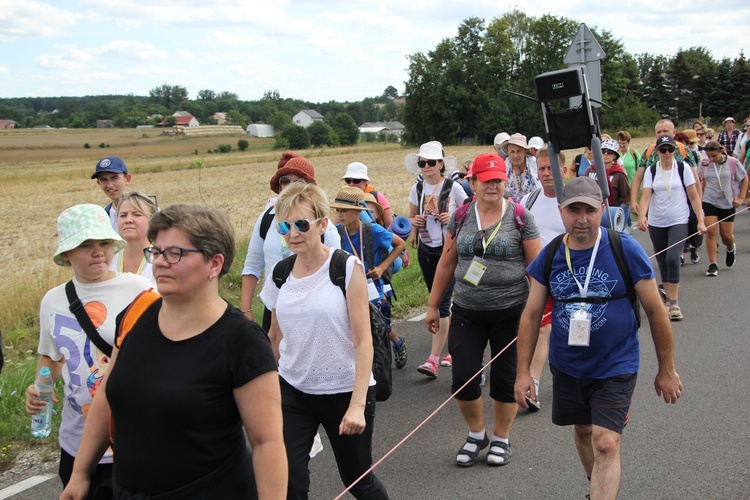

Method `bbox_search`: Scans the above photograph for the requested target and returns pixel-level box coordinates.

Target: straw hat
[330,186,367,211]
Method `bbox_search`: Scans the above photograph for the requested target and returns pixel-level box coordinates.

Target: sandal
[486,440,511,466]
[456,435,489,467]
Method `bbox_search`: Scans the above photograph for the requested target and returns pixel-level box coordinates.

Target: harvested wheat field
[0,128,652,327]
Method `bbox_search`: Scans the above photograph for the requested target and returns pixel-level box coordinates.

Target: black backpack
[272,249,393,401]
[543,229,641,329]
[416,178,455,222]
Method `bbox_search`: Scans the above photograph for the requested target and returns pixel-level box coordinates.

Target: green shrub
[237,139,249,151]
[216,143,232,153]
[98,142,106,148]
[83,143,90,149]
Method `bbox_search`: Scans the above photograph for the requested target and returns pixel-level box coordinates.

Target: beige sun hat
[330,186,367,211]
[53,204,125,266]
[404,141,457,176]
[506,133,529,149]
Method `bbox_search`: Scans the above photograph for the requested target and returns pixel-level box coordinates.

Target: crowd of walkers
[23,115,748,499]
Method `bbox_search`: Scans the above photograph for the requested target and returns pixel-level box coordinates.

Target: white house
[359,121,405,136]
[292,110,324,128]
[246,124,275,137]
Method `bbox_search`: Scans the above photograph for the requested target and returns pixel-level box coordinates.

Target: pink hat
[269,156,316,194]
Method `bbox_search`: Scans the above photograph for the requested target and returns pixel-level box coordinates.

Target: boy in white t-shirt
[25,204,152,493]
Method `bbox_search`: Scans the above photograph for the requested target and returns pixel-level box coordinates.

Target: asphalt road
[5,211,750,499]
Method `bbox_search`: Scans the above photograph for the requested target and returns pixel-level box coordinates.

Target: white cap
[528,136,544,149]
[494,132,510,147]
[342,162,370,180]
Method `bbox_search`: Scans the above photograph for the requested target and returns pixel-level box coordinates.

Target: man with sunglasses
[516,176,683,500]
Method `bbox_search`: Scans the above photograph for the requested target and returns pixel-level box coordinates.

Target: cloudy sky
[1,0,747,103]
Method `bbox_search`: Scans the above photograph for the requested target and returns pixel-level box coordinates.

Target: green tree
[667,47,717,121]
[226,109,247,128]
[198,89,216,101]
[278,124,311,149]
[268,111,292,130]
[148,84,188,108]
[383,86,399,99]
[328,113,359,146]
[308,120,334,147]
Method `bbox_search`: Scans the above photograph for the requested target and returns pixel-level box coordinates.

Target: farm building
[293,109,324,128]
[0,119,18,129]
[359,121,405,135]
[246,124,275,137]
[158,113,200,127]
[213,112,227,125]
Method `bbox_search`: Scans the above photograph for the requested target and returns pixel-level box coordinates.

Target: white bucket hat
[528,136,545,149]
[493,132,510,147]
[53,204,125,266]
[342,162,370,181]
[404,141,457,175]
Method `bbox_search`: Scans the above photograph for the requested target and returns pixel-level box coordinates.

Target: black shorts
[550,364,637,434]
[702,202,735,223]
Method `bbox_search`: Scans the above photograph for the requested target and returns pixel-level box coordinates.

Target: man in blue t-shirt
[515,177,683,500]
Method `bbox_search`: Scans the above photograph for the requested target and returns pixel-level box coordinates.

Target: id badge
[418,227,433,245]
[463,257,488,286]
[366,278,381,301]
[568,307,591,346]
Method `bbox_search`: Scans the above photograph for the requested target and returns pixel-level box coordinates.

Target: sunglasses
[344,178,364,184]
[417,159,441,168]
[472,230,487,257]
[332,208,350,214]
[658,147,675,154]
[696,132,706,137]
[276,218,322,235]
[602,150,617,155]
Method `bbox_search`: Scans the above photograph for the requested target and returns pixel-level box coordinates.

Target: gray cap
[560,177,603,209]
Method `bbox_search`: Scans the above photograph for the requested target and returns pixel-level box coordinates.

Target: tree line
[402,10,750,145]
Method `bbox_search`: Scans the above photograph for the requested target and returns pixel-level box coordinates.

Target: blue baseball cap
[92,156,128,179]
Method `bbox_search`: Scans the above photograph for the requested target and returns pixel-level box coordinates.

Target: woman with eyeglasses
[425,153,541,467]
[62,205,287,499]
[241,155,340,332]
[406,141,468,378]
[110,191,157,284]
[638,136,706,321]
[260,182,389,499]
[698,141,748,276]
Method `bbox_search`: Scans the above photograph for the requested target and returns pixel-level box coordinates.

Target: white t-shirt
[37,273,153,461]
[408,178,468,247]
[260,248,375,394]
[242,206,341,308]
[109,253,155,285]
[643,160,696,227]
[520,189,566,246]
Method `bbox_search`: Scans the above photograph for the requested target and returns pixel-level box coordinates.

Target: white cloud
[97,40,169,61]
[0,0,78,41]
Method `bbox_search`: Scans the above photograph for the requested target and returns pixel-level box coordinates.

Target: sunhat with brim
[493,132,510,147]
[404,141,457,176]
[681,129,698,143]
[269,156,316,194]
[723,117,735,124]
[53,204,125,266]
[330,186,367,211]
[342,162,370,181]
[506,133,529,150]
[362,192,383,214]
[600,139,620,159]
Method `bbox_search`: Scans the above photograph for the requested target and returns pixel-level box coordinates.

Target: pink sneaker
[417,358,438,378]
[440,354,453,367]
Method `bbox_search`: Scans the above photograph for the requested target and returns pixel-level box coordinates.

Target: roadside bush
[237,139,249,151]
[99,142,106,148]
[215,144,232,153]
[83,143,90,149]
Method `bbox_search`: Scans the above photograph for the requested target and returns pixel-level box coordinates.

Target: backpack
[543,229,642,329]
[416,178,455,222]
[272,249,393,402]
[337,222,394,286]
[645,142,693,166]
[522,188,543,211]
[258,206,275,240]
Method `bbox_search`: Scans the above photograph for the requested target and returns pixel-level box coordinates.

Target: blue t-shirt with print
[527,230,655,379]
[338,222,394,300]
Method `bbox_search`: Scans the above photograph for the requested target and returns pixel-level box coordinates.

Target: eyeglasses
[344,178,364,184]
[332,208,350,214]
[276,218,322,235]
[696,132,706,137]
[143,246,203,264]
[658,147,675,154]
[472,230,487,257]
[279,176,292,186]
[417,159,440,168]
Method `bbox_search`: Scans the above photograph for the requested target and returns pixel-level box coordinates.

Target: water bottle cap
[39,366,51,377]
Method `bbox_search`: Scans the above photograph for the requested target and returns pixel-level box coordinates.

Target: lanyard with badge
[463,200,504,286]
[418,181,443,244]
[565,228,602,346]
[658,161,675,196]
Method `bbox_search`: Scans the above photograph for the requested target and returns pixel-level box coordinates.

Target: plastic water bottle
[30,366,54,438]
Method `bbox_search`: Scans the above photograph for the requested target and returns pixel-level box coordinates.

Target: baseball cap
[91,156,128,179]
[655,135,677,149]
[560,177,603,209]
[471,153,507,182]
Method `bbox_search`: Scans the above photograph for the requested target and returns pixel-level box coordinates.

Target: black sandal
[486,440,511,466]
[456,435,489,467]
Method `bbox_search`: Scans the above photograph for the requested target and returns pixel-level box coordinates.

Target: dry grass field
[0,127,652,330]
